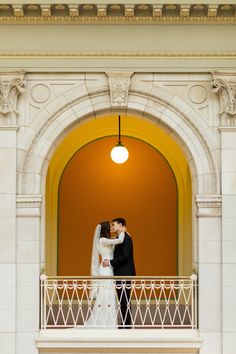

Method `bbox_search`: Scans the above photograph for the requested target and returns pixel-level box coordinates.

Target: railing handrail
[41,274,197,280]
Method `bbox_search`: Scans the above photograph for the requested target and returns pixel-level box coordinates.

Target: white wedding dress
[84,232,124,328]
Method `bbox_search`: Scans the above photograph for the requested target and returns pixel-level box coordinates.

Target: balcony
[37,275,202,354]
[40,275,198,329]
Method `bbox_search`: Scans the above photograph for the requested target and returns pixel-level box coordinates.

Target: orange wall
[58,136,177,276]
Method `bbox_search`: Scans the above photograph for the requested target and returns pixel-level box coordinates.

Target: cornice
[0,51,236,60]
[0,3,235,24]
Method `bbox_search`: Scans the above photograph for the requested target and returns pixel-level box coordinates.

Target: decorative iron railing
[40,275,197,330]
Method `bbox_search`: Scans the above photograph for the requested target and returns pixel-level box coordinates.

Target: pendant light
[110,115,129,164]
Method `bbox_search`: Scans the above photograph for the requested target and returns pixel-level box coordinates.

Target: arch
[18,82,219,196]
[16,81,220,278]
[45,114,191,275]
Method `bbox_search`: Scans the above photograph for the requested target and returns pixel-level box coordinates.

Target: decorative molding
[106,72,133,107]
[219,126,236,132]
[16,194,43,217]
[31,83,51,104]
[39,349,199,353]
[0,52,236,60]
[41,5,51,17]
[196,194,222,217]
[0,51,236,60]
[0,3,235,24]
[69,5,79,17]
[0,124,19,131]
[0,72,25,124]
[188,85,208,105]
[211,73,236,126]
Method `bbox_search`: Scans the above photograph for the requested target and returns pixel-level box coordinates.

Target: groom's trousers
[116,280,132,328]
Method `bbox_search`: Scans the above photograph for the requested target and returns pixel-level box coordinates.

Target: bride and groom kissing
[85,217,136,329]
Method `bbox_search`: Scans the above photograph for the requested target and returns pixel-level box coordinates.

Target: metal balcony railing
[40,275,197,330]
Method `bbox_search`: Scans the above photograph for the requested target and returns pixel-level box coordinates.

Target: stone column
[16,195,42,354]
[196,195,222,354]
[212,73,236,354]
[0,73,25,354]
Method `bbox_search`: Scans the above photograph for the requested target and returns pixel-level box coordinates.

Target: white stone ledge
[36,329,202,349]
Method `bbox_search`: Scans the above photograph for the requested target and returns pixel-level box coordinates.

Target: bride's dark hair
[100,221,110,239]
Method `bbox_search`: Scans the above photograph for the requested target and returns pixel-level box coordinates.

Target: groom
[102,217,136,328]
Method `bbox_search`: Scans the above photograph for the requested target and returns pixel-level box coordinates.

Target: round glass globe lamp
[110,143,129,164]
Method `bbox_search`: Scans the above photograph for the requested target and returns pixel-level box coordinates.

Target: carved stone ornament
[0,3,236,24]
[211,73,236,126]
[0,73,25,124]
[106,72,133,107]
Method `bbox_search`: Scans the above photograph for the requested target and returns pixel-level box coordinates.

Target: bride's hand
[102,259,110,267]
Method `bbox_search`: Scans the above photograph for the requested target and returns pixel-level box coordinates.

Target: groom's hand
[102,259,110,267]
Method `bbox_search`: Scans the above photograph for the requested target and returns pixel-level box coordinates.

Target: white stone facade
[0,70,235,354]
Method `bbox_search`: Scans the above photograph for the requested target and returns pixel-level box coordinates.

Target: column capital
[211,72,236,127]
[106,71,133,107]
[0,72,25,125]
[196,194,222,217]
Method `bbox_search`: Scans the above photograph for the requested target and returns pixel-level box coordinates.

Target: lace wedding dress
[84,228,124,328]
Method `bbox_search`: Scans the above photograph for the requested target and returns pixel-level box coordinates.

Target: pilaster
[195,195,222,354]
[16,194,42,354]
[212,72,236,354]
[0,72,25,354]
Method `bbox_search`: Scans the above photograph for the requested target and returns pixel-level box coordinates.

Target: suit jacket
[110,232,136,276]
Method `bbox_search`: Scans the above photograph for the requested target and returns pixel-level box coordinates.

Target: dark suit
[110,232,136,328]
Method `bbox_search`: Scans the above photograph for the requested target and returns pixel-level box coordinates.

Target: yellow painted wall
[46,114,192,276]
[58,136,177,276]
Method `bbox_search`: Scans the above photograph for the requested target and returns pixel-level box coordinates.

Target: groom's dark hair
[112,217,126,226]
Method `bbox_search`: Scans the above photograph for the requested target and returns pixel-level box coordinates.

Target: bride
[84,221,124,328]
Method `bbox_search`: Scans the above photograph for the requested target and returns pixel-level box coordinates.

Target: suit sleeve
[110,235,132,267]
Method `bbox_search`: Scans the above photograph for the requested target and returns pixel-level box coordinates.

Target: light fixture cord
[118,115,121,144]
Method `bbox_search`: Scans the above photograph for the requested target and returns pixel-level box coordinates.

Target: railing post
[40,274,47,330]
[191,273,197,329]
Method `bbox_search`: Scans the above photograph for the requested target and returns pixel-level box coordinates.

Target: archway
[18,82,219,279]
[46,114,192,276]
[58,136,178,276]
[16,78,221,346]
